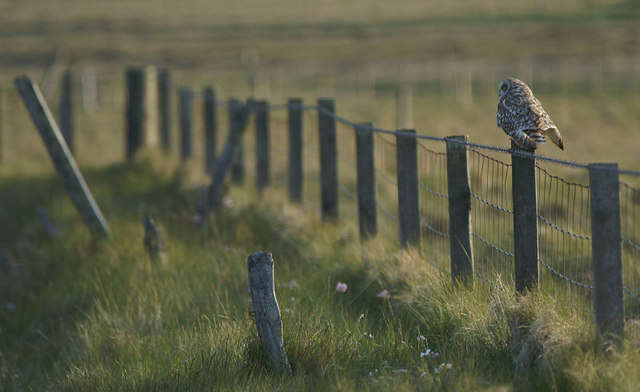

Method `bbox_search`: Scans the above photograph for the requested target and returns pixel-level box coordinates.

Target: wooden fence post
[230,98,245,185]
[179,87,193,161]
[143,215,168,266]
[59,70,73,153]
[158,69,171,152]
[511,143,538,293]
[589,163,624,348]
[204,86,217,175]
[126,67,144,160]
[14,77,110,238]
[255,100,270,194]
[288,98,303,203]
[355,123,377,240]
[248,252,292,374]
[318,98,338,221]
[396,129,420,247]
[446,135,474,284]
[125,66,158,160]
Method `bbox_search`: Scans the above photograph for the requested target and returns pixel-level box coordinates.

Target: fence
[199,88,640,346]
[5,67,640,347]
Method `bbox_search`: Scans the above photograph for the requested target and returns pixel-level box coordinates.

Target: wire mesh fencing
[469,148,514,285]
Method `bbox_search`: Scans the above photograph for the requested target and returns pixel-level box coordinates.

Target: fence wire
[418,141,450,272]
[535,163,593,312]
[336,121,358,222]
[620,180,640,314]
[373,132,399,240]
[469,149,514,283]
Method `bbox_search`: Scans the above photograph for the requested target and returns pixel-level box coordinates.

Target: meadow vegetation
[2,1,640,390]
[1,154,640,390]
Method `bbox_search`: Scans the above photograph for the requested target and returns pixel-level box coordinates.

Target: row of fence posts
[214,96,624,348]
[44,65,623,348]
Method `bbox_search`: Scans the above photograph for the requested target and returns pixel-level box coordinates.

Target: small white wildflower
[369,371,373,376]
[358,313,366,322]
[289,297,296,302]
[376,289,390,299]
[434,362,452,375]
[392,368,408,374]
[417,334,426,342]
[420,349,440,358]
[401,340,406,344]
[336,282,348,293]
[284,308,293,315]
[223,197,234,208]
[286,280,300,289]
[360,332,374,339]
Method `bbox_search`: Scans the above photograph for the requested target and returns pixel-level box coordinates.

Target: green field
[2,1,640,391]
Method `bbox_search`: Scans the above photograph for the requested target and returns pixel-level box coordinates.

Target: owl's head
[498,78,531,98]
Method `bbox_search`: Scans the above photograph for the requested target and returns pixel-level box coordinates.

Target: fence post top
[588,162,618,170]
[396,129,416,136]
[445,135,469,141]
[318,98,335,107]
[288,97,303,104]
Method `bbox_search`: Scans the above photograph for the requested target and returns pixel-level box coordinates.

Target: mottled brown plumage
[497,78,564,151]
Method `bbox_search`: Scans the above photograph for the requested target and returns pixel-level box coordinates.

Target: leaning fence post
[511,142,538,293]
[0,88,3,164]
[204,86,217,175]
[247,252,293,374]
[255,100,270,194]
[355,123,377,240]
[230,98,245,185]
[396,129,420,247]
[446,135,474,284]
[14,76,110,238]
[318,98,338,221]
[589,163,624,348]
[196,100,250,222]
[179,87,193,161]
[158,69,172,152]
[288,98,303,203]
[59,70,74,153]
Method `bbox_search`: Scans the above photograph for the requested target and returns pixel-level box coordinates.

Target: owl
[497,78,564,151]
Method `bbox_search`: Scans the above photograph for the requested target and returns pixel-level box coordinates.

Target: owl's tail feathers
[511,130,544,151]
[544,127,564,150]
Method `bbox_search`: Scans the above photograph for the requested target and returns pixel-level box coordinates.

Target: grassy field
[2,1,640,390]
[1,154,640,391]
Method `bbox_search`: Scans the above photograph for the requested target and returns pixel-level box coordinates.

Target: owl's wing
[528,96,557,131]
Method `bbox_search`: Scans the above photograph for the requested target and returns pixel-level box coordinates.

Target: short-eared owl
[497,78,564,151]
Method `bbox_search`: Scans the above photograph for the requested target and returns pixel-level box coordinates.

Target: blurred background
[1,0,639,173]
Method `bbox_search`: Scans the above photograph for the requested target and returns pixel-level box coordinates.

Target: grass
[2,1,640,390]
[1,153,640,391]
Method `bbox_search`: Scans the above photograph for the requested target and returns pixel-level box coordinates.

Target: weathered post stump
[247,252,292,374]
[143,215,168,266]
